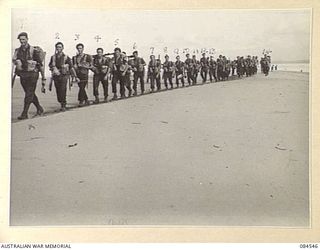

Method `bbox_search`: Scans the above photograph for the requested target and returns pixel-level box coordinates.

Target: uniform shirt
[13,43,42,72]
[184,58,193,70]
[122,58,131,75]
[72,53,93,75]
[175,61,184,73]
[92,55,109,74]
[200,57,209,69]
[163,60,174,72]
[49,53,73,75]
[217,60,224,70]
[132,57,146,72]
[112,55,125,72]
[148,60,161,73]
[209,59,217,69]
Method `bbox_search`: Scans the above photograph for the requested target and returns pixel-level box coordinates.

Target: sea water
[272,63,309,73]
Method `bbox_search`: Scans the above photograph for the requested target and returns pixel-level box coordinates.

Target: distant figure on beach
[271,65,274,71]
[163,54,174,89]
[209,56,217,82]
[192,55,200,83]
[148,54,161,92]
[185,53,194,85]
[12,32,46,120]
[200,53,209,83]
[260,54,271,76]
[275,65,278,71]
[175,55,185,87]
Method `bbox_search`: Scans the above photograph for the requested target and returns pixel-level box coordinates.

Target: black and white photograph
[9,8,310,227]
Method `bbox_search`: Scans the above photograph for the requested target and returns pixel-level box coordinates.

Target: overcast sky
[12,9,310,62]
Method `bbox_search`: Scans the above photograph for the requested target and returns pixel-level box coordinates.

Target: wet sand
[10,71,309,226]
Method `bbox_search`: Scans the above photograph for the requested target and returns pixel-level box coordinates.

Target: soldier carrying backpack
[12,32,47,120]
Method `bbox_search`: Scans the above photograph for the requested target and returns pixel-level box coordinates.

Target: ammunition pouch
[52,66,61,76]
[60,64,69,75]
[26,60,38,72]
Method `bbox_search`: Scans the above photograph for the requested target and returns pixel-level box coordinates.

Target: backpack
[31,46,46,63]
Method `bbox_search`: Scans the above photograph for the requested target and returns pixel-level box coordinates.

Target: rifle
[104,52,115,57]
[68,75,72,91]
[146,70,150,83]
[11,63,16,88]
[49,77,53,91]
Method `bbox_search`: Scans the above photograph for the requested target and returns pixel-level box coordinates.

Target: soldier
[131,51,146,95]
[266,55,271,76]
[208,56,217,82]
[261,54,271,76]
[216,58,224,81]
[260,57,264,73]
[236,56,242,78]
[91,48,110,103]
[49,42,78,111]
[12,32,46,120]
[148,55,161,92]
[72,43,93,107]
[191,55,199,84]
[245,55,252,77]
[200,53,209,83]
[231,60,236,76]
[224,60,231,80]
[175,55,185,87]
[111,47,126,99]
[121,52,132,97]
[163,55,174,89]
[185,53,194,85]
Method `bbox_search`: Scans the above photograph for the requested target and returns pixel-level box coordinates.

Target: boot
[104,96,108,102]
[36,105,44,116]
[133,91,137,96]
[112,94,117,100]
[17,113,28,120]
[18,102,30,120]
[78,101,84,107]
[94,96,99,104]
[60,103,66,112]
[85,100,90,106]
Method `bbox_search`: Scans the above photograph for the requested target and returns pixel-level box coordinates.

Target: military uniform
[111,55,126,98]
[217,59,224,81]
[72,53,93,104]
[224,60,231,80]
[49,52,75,109]
[208,58,217,82]
[148,59,161,91]
[12,43,44,119]
[92,55,110,102]
[131,57,146,94]
[200,57,209,83]
[192,57,199,84]
[175,60,185,87]
[185,58,194,85]
[123,58,132,97]
[163,59,174,88]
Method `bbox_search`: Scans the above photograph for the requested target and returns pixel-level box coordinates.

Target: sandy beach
[10,71,309,226]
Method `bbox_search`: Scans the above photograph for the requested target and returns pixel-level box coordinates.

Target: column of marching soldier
[12,32,272,120]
